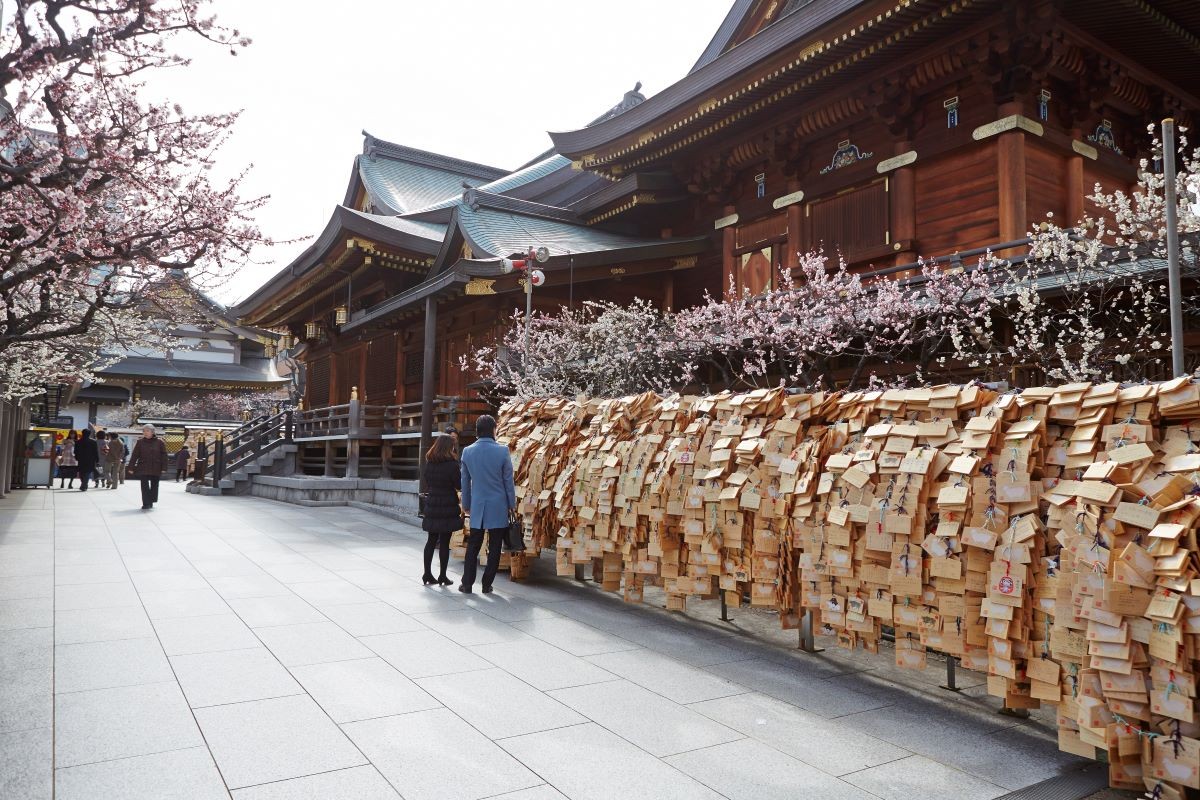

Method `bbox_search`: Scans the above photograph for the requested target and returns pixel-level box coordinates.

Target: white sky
[134,0,735,305]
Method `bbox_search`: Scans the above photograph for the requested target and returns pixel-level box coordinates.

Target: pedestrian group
[51,425,207,511]
[421,414,519,594]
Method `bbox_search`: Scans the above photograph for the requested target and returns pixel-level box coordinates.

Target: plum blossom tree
[466,129,1199,398]
[947,127,1200,383]
[463,256,998,398]
[462,298,682,400]
[0,0,265,398]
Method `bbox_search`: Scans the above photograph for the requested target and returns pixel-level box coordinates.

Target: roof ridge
[361,131,510,180]
[460,188,580,223]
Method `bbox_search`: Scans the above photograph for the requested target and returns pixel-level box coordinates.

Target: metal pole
[524,274,532,376]
[418,295,438,493]
[942,655,959,692]
[720,592,730,622]
[798,609,824,654]
[1163,118,1187,378]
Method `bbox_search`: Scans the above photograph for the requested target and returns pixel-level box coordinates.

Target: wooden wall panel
[333,350,356,404]
[805,178,888,263]
[307,355,330,408]
[364,334,397,405]
[441,335,470,398]
[914,141,999,258]
[1026,142,1067,229]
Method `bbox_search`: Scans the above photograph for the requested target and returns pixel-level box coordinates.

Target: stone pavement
[1,481,1092,800]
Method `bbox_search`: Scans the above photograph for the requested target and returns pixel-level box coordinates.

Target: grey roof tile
[98,357,288,385]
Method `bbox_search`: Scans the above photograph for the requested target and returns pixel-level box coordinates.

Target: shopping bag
[504,513,526,552]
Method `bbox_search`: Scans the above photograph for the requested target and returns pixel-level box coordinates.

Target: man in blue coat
[459,414,516,594]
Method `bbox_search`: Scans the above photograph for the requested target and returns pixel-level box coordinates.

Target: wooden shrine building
[235,0,1200,480]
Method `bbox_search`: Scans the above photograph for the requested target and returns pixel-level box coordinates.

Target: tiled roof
[354,133,510,215]
[341,207,446,240]
[456,195,704,260]
[98,356,288,385]
[402,154,574,217]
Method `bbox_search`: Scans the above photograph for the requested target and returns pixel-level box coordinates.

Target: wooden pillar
[1066,129,1085,225]
[323,441,335,477]
[721,205,738,299]
[346,386,360,479]
[889,141,916,263]
[997,104,1028,249]
[418,295,438,492]
[0,401,11,496]
[663,275,675,312]
[786,204,803,269]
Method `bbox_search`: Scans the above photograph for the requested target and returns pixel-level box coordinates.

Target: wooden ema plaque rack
[497,378,1200,796]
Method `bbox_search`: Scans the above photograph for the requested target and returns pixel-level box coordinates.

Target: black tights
[423,531,452,578]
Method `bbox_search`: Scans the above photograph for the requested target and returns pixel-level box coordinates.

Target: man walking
[127,425,168,510]
[458,414,515,594]
[75,429,100,492]
[103,432,124,490]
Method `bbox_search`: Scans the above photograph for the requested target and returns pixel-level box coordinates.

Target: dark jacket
[128,437,168,477]
[175,448,191,469]
[75,437,101,471]
[422,458,463,534]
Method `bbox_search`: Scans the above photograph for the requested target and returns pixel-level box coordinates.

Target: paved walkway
[1,482,1090,800]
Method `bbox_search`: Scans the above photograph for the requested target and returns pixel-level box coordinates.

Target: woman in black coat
[420,425,462,586]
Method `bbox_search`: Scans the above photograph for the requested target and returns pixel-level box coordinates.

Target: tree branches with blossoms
[463,255,999,399]
[461,298,683,401]
[944,127,1200,383]
[0,0,267,398]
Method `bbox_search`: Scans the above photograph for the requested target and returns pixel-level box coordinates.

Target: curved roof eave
[233,206,444,319]
[547,0,865,157]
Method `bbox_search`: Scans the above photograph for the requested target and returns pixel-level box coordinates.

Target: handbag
[504,511,526,552]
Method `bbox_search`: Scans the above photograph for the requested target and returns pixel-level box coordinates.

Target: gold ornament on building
[334,305,349,325]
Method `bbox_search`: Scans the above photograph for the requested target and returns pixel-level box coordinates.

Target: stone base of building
[245,474,422,526]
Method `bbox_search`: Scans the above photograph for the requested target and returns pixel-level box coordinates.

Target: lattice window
[307,356,330,406]
[404,351,424,384]
[807,179,888,262]
[735,213,787,251]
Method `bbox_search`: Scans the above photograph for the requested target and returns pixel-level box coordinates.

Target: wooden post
[323,441,335,477]
[346,386,360,479]
[786,199,803,270]
[1066,132,1085,226]
[997,105,1028,253]
[418,295,438,493]
[721,205,738,299]
[889,141,916,262]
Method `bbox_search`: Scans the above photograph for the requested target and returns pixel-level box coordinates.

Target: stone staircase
[186,444,298,496]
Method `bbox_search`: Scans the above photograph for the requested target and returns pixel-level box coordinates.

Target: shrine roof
[233,205,444,319]
[350,132,510,214]
[547,0,867,158]
[402,154,576,218]
[453,189,707,263]
[97,356,288,386]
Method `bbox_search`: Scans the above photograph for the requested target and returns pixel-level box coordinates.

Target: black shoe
[458,585,472,594]
[422,574,437,586]
[482,585,494,594]
[437,575,452,586]
[141,505,151,510]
